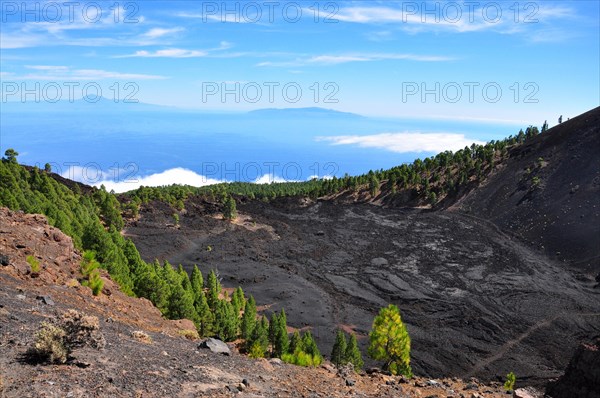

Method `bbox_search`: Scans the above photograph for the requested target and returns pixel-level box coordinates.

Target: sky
[1,0,599,191]
[1,0,598,120]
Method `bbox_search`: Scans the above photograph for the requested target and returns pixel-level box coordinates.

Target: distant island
[248,107,364,118]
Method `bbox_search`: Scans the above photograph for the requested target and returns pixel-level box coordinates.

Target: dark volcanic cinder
[127,199,600,385]
[126,108,600,387]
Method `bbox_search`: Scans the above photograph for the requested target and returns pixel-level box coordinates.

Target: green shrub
[282,351,322,367]
[248,341,266,358]
[29,310,105,364]
[26,255,40,273]
[132,330,152,344]
[178,329,200,341]
[87,271,104,296]
[282,331,322,367]
[31,322,68,364]
[80,251,104,296]
[59,310,105,349]
[504,371,516,391]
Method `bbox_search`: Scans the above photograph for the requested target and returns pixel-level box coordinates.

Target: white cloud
[141,27,184,39]
[252,173,330,184]
[62,168,322,193]
[0,4,144,49]
[214,41,233,51]
[25,65,69,71]
[77,69,166,80]
[253,174,291,184]
[115,41,231,59]
[175,11,256,23]
[334,5,491,32]
[63,167,224,193]
[257,52,453,67]
[317,132,485,153]
[116,48,207,58]
[0,32,46,49]
[333,3,581,42]
[17,66,167,80]
[366,30,394,42]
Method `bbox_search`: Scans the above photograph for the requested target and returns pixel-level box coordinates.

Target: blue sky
[2,0,598,122]
[1,1,599,190]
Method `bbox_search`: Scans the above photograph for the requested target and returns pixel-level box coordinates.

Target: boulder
[546,338,600,398]
[320,363,337,374]
[198,338,230,356]
[0,254,9,266]
[463,382,479,390]
[513,387,543,398]
[370,258,388,266]
[36,295,55,306]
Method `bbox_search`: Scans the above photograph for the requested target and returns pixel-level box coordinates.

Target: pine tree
[231,286,245,316]
[369,174,380,196]
[206,270,221,311]
[3,148,18,163]
[368,304,412,377]
[135,260,169,313]
[289,331,301,354]
[241,295,257,342]
[162,261,197,321]
[301,331,321,363]
[223,195,237,221]
[195,289,214,337]
[178,264,192,293]
[331,330,347,367]
[215,299,237,342]
[248,316,269,358]
[167,283,197,321]
[190,265,204,302]
[269,312,279,352]
[345,333,364,371]
[271,309,289,357]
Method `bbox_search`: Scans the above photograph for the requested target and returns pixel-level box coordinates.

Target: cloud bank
[317,132,484,153]
[62,167,312,193]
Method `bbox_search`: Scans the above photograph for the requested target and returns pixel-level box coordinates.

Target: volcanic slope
[453,106,600,273]
[126,200,599,384]
[0,208,513,398]
[126,108,600,384]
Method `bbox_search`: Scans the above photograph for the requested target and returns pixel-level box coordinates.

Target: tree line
[122,124,543,210]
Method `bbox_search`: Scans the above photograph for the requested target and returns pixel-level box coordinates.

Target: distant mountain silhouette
[248,107,364,118]
[2,97,178,113]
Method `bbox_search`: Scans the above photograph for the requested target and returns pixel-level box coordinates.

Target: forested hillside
[122,124,545,209]
[0,154,323,364]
